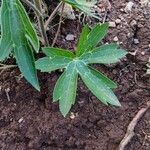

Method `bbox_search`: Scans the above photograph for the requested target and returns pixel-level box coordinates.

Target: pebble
[65,34,75,41]
[109,21,116,28]
[130,20,137,27]
[124,1,134,12]
[133,38,139,44]
[18,117,24,123]
[115,19,121,24]
[113,36,119,42]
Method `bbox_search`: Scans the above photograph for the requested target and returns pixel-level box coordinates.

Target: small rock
[141,51,145,55]
[70,112,76,119]
[65,34,75,41]
[133,38,139,44]
[18,117,24,123]
[130,20,137,27]
[124,1,134,12]
[115,19,121,24]
[109,21,116,28]
[58,3,76,20]
[113,36,119,42]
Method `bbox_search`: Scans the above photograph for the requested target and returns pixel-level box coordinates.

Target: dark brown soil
[0,0,150,150]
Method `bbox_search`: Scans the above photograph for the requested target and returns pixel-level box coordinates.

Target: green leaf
[77,61,121,106]
[0,1,13,61]
[54,62,78,117]
[84,23,109,52]
[16,0,39,52]
[89,67,117,89]
[0,0,40,90]
[53,72,67,102]
[76,25,90,56]
[35,57,73,72]
[81,43,127,64]
[14,44,40,91]
[36,23,127,116]
[42,47,74,58]
[63,0,99,18]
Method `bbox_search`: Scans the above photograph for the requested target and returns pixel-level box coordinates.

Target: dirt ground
[0,0,150,150]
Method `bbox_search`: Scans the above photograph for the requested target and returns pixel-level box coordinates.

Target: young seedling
[0,0,40,90]
[36,23,128,117]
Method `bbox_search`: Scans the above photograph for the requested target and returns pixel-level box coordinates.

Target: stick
[34,0,49,46]
[21,0,42,17]
[51,3,65,47]
[118,101,150,150]
[44,2,63,30]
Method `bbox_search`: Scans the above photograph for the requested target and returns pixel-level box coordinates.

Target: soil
[0,0,150,150]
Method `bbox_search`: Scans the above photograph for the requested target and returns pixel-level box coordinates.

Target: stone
[115,19,121,24]
[133,38,139,44]
[65,34,75,41]
[113,36,119,42]
[124,1,134,12]
[109,21,116,27]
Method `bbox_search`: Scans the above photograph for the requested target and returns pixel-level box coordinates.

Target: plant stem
[44,2,63,30]
[21,0,42,17]
[34,0,49,46]
[52,3,65,47]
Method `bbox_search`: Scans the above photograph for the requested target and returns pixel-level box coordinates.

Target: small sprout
[36,23,127,117]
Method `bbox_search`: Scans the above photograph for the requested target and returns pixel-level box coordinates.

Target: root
[118,101,150,150]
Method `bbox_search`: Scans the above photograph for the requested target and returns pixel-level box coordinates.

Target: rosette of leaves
[36,23,127,116]
[0,0,40,90]
[63,0,98,18]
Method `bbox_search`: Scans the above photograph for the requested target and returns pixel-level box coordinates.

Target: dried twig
[21,0,42,17]
[34,0,49,46]
[51,3,65,47]
[118,101,150,150]
[44,2,63,30]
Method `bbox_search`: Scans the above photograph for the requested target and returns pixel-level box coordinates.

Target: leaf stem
[34,0,49,46]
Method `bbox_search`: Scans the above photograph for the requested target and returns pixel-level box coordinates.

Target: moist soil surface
[0,0,150,150]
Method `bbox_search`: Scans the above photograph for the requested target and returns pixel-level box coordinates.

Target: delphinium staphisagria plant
[36,23,128,117]
[0,0,40,90]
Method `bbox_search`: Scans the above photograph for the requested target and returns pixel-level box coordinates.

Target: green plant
[0,0,40,90]
[63,0,98,18]
[36,23,128,116]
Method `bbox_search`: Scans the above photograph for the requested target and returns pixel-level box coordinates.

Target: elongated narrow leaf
[84,23,109,52]
[16,0,39,52]
[77,61,121,106]
[0,1,13,61]
[53,72,67,102]
[35,57,73,72]
[43,47,74,58]
[81,43,127,64]
[53,62,78,117]
[7,0,40,90]
[76,25,90,56]
[15,44,40,90]
[89,67,117,89]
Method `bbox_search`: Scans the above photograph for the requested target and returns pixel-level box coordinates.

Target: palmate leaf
[63,0,99,18]
[36,23,127,117]
[0,0,40,90]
